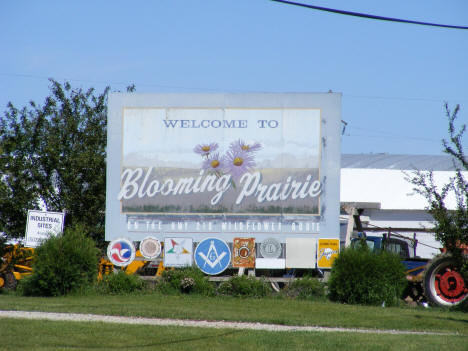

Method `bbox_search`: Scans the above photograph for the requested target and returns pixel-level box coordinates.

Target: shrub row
[14,227,407,306]
[152,269,327,299]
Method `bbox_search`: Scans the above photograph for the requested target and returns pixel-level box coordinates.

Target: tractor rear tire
[2,272,18,291]
[423,255,468,307]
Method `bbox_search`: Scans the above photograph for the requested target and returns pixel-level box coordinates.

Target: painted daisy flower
[223,149,256,180]
[202,152,224,173]
[230,139,262,154]
[193,142,219,157]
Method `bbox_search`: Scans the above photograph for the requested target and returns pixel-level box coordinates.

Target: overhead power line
[1,72,466,104]
[270,0,468,30]
[0,73,238,93]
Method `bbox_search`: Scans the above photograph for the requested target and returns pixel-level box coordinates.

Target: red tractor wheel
[423,255,468,307]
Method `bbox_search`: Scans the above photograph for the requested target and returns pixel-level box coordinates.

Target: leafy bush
[282,276,326,300]
[217,276,270,298]
[18,225,99,296]
[95,271,146,294]
[328,246,407,306]
[159,267,215,295]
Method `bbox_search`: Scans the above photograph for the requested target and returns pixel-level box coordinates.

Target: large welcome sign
[106,94,341,242]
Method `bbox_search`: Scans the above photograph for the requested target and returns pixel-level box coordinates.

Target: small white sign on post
[25,210,65,248]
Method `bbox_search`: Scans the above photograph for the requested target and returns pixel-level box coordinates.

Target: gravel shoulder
[0,310,460,336]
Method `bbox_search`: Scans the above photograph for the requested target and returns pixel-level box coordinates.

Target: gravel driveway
[0,310,459,336]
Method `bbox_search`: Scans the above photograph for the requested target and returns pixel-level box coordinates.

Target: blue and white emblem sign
[195,238,231,275]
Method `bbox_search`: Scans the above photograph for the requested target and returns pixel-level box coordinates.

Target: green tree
[0,80,109,244]
[407,103,467,269]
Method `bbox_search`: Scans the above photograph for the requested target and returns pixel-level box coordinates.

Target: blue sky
[1,0,467,155]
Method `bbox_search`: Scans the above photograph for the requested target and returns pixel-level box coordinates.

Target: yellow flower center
[202,146,211,152]
[233,157,244,166]
[211,160,220,168]
[241,145,250,151]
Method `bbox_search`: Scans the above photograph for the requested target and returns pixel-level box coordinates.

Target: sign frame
[106,93,341,260]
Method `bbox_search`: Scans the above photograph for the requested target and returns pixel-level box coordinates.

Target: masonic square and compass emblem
[194,237,231,275]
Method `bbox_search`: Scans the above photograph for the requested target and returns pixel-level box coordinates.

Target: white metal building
[340,154,465,259]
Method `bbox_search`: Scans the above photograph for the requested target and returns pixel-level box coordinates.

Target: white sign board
[25,210,65,248]
[285,237,317,268]
[106,93,342,245]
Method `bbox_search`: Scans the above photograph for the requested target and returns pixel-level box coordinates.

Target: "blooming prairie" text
[118,167,321,206]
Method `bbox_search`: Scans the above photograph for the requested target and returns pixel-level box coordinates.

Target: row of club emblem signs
[107,237,340,275]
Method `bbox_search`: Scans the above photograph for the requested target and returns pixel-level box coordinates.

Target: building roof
[340,154,467,210]
[341,154,460,171]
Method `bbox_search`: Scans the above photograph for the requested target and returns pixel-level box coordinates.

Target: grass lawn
[1,292,467,335]
[1,318,467,351]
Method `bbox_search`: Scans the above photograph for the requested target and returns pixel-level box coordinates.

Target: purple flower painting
[193,142,219,157]
[223,149,256,181]
[202,152,224,173]
[230,139,262,154]
[194,139,261,182]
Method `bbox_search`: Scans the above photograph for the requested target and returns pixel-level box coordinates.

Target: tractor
[351,233,468,307]
[0,244,34,290]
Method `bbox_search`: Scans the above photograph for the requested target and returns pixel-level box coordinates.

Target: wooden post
[344,206,356,247]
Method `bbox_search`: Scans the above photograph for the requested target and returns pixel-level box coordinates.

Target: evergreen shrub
[328,246,407,306]
[217,276,270,298]
[18,225,99,296]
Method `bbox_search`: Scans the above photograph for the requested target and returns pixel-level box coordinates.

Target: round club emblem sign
[260,238,282,259]
[194,238,231,275]
[107,238,136,267]
[238,245,250,258]
[139,236,161,260]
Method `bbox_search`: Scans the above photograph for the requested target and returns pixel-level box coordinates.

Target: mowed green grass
[1,293,467,335]
[1,318,467,351]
